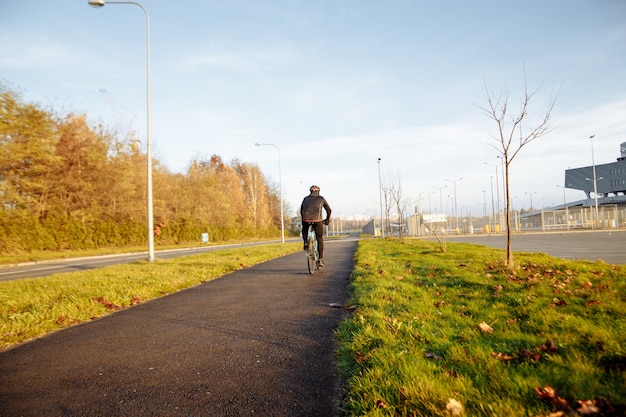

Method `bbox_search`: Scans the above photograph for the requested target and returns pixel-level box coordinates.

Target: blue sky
[2,0,625,219]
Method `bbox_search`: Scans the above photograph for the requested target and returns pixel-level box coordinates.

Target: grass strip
[337,238,626,416]
[0,238,276,266]
[0,242,300,350]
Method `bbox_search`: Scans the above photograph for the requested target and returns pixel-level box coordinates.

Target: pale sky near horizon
[2,0,625,219]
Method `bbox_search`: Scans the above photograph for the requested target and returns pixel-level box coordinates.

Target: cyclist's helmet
[310,185,320,192]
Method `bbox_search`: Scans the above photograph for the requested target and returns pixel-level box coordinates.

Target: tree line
[0,85,283,253]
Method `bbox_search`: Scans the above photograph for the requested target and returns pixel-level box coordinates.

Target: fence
[407,204,626,236]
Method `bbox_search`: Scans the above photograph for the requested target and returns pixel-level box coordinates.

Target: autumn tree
[0,84,288,252]
[0,87,60,217]
[232,160,272,230]
[479,68,558,266]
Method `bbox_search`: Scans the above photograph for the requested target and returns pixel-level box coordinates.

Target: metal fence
[407,204,626,236]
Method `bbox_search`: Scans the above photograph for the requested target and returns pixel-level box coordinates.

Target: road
[442,229,626,264]
[0,240,291,281]
[2,230,624,282]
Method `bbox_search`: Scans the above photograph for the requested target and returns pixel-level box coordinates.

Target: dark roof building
[564,142,626,207]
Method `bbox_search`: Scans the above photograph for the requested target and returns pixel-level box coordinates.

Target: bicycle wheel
[307,235,317,274]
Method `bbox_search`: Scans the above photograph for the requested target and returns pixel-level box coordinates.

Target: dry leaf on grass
[478,322,493,333]
[374,399,387,409]
[446,398,463,415]
[534,385,568,410]
[425,352,442,360]
[577,400,600,415]
[491,352,513,361]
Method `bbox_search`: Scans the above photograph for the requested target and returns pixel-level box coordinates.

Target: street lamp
[525,191,537,212]
[255,143,284,243]
[88,0,154,262]
[589,134,600,227]
[482,190,487,218]
[428,190,436,214]
[556,184,569,231]
[484,161,501,228]
[489,176,495,232]
[433,185,447,214]
[444,177,463,231]
[378,158,384,238]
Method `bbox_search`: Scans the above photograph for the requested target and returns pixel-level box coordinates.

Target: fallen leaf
[328,303,343,308]
[534,386,568,410]
[478,322,493,333]
[424,352,442,360]
[434,300,445,308]
[374,399,387,409]
[577,400,600,415]
[355,351,371,363]
[491,352,513,361]
[446,398,463,415]
[345,305,358,311]
[534,385,556,400]
[549,299,567,307]
[519,348,542,361]
[539,340,559,353]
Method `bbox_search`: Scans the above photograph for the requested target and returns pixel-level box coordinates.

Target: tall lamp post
[525,191,537,212]
[484,161,501,229]
[433,185,447,214]
[255,143,284,243]
[556,184,569,231]
[88,0,154,262]
[445,177,463,231]
[489,176,495,232]
[377,158,384,238]
[589,134,600,227]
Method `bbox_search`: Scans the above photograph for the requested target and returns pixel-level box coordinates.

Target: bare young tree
[388,171,405,241]
[479,67,558,266]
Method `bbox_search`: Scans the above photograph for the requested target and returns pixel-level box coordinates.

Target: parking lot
[442,230,626,264]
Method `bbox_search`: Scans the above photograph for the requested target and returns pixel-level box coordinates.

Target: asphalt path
[0,240,291,282]
[0,238,357,417]
[442,229,626,264]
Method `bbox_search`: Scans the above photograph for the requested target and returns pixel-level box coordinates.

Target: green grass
[0,238,278,266]
[3,237,625,416]
[0,242,301,350]
[337,238,626,416]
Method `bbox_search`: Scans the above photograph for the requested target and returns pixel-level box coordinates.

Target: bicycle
[305,223,321,274]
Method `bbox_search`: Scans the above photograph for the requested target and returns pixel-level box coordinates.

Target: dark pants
[302,221,325,258]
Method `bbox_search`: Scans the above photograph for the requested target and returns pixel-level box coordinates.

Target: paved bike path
[0,239,357,417]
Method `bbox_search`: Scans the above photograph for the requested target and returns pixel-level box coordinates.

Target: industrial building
[564,141,626,207]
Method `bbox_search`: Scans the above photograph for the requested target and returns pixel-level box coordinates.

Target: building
[564,142,626,207]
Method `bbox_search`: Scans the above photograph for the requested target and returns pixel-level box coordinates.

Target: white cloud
[176,40,296,72]
[0,35,78,70]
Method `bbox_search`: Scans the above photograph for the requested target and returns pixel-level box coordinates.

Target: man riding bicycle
[300,185,332,267]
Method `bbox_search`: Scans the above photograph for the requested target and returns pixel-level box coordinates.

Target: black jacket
[300,192,331,222]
